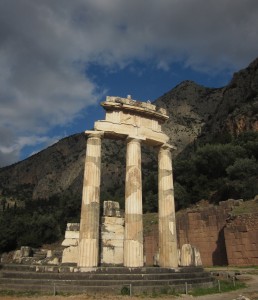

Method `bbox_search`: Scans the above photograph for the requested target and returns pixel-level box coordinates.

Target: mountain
[0,57,258,206]
[205,57,258,137]
[154,80,223,154]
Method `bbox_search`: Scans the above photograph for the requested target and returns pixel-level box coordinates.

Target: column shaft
[158,145,178,268]
[78,132,103,268]
[124,137,143,267]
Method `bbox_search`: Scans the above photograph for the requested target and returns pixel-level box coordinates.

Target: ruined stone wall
[176,200,237,266]
[144,228,158,266]
[224,213,258,266]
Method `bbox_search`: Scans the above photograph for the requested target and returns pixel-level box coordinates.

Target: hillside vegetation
[0,58,258,253]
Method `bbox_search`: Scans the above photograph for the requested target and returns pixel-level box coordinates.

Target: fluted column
[158,144,178,268]
[78,131,103,268]
[124,137,143,267]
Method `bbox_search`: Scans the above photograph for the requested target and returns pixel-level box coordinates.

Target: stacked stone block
[224,213,258,266]
[176,201,234,266]
[101,201,124,265]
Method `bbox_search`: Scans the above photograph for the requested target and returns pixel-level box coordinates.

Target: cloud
[0,0,258,166]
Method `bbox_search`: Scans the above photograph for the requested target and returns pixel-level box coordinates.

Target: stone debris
[61,222,79,247]
[10,246,61,265]
[103,200,121,217]
[179,244,202,267]
[233,296,250,300]
[101,202,124,265]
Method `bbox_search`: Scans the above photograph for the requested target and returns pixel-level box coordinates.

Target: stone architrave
[158,144,178,268]
[124,137,144,267]
[78,131,103,268]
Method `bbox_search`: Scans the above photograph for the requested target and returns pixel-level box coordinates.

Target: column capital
[160,143,177,151]
[126,135,146,143]
[85,130,104,139]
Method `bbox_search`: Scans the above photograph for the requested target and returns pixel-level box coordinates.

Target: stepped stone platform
[0,264,214,295]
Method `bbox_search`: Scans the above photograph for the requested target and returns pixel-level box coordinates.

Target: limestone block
[102,224,124,236]
[47,257,59,265]
[62,246,78,264]
[64,231,80,239]
[66,223,80,231]
[103,201,121,217]
[178,249,181,266]
[193,246,202,266]
[180,244,202,267]
[20,246,32,257]
[47,250,53,258]
[102,239,124,248]
[102,216,124,226]
[153,252,159,266]
[62,223,80,247]
[101,215,125,265]
[101,246,124,265]
[13,250,21,262]
[61,238,79,247]
[180,244,194,266]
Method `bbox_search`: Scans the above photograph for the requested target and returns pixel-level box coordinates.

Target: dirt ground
[0,274,258,300]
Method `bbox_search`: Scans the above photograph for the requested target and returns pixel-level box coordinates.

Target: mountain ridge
[0,57,258,204]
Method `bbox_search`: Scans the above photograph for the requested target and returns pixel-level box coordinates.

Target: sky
[0,0,258,167]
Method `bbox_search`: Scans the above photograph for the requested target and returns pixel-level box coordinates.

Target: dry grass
[231,199,258,216]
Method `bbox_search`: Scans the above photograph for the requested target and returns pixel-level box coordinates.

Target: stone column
[78,131,103,268]
[158,144,178,268]
[124,137,144,267]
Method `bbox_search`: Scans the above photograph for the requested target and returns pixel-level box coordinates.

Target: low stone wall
[61,199,258,267]
[224,213,258,266]
[176,200,237,266]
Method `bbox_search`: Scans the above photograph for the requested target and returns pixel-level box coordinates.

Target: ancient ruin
[0,96,215,294]
[78,95,178,269]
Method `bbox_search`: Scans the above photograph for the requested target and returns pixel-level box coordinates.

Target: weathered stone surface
[62,246,78,264]
[64,231,80,239]
[20,246,32,257]
[176,200,235,266]
[66,223,80,231]
[101,206,125,265]
[179,244,202,267]
[225,213,258,266]
[12,250,21,263]
[101,247,124,265]
[102,216,124,226]
[193,246,202,266]
[124,137,143,267]
[62,223,80,247]
[62,238,79,247]
[78,132,103,268]
[158,145,178,268]
[103,200,121,217]
[180,244,194,266]
[95,96,169,147]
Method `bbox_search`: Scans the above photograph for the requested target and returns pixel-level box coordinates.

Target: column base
[124,240,143,267]
[78,238,98,267]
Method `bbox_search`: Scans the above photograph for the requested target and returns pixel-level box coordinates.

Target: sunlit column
[158,144,178,268]
[78,131,103,268]
[124,137,144,267]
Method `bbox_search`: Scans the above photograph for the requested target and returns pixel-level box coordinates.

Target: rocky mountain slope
[206,57,258,137]
[155,80,223,154]
[0,57,258,204]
